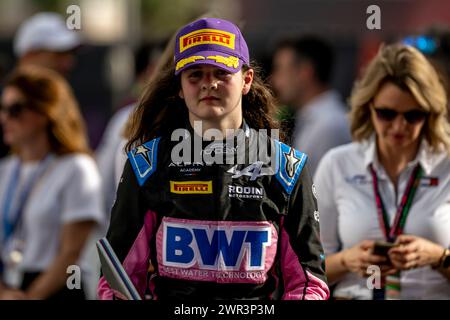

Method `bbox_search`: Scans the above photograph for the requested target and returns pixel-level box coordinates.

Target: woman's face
[370,81,427,151]
[179,65,253,123]
[0,86,48,147]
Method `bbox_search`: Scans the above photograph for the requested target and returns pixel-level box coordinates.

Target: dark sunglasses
[372,107,428,124]
[0,102,27,119]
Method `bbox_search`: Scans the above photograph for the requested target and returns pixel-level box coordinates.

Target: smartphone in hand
[373,241,398,257]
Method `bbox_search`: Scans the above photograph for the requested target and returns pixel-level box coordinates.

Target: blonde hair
[4,65,90,155]
[349,44,450,154]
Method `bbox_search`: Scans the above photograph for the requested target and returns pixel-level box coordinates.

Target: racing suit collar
[184,119,251,142]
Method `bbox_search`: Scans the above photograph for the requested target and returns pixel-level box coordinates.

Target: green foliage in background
[30,0,63,12]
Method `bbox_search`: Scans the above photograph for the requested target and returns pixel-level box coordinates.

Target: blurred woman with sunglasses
[314,44,450,299]
[0,66,104,299]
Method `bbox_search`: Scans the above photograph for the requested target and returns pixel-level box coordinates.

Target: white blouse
[314,137,450,299]
[0,153,105,288]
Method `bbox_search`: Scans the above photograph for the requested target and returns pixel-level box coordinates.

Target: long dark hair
[125,54,281,152]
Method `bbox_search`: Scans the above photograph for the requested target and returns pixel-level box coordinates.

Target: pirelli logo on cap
[170,181,213,194]
[179,29,235,53]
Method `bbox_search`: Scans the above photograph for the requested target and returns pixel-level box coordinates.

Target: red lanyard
[369,164,423,242]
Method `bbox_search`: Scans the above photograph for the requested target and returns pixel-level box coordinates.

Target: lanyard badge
[369,164,423,242]
[369,163,423,300]
[1,155,54,266]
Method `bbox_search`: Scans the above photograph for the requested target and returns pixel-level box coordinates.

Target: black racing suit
[98,123,329,300]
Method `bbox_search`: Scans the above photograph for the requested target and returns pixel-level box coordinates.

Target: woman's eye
[216,70,230,78]
[188,71,202,79]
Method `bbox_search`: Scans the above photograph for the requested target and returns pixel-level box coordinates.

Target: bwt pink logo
[156,218,279,283]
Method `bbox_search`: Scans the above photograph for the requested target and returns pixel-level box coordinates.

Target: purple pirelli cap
[174,18,250,75]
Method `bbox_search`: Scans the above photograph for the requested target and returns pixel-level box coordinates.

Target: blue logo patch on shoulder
[128,137,161,186]
[274,140,307,195]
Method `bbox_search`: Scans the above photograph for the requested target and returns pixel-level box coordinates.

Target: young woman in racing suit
[98,17,329,300]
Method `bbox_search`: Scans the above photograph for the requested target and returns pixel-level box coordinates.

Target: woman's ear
[242,68,254,95]
[179,89,184,99]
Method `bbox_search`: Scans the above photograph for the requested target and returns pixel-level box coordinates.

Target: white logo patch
[228,185,264,200]
[314,211,320,222]
[283,148,301,178]
[312,184,318,199]
[227,162,274,181]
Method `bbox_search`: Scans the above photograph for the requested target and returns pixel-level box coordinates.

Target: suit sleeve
[279,161,330,300]
[97,160,157,300]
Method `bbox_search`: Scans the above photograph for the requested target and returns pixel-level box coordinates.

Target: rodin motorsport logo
[169,120,279,175]
[228,185,264,200]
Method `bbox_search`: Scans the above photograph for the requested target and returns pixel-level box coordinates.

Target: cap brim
[15,31,81,56]
[175,50,245,75]
[41,32,81,52]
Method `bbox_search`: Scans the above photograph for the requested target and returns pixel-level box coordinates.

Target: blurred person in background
[0,127,7,159]
[315,44,450,300]
[0,12,81,161]
[95,42,164,215]
[271,36,351,174]
[0,66,104,299]
[403,26,450,120]
[13,12,81,77]
[11,12,105,300]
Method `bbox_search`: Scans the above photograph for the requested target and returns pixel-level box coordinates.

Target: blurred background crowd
[0,0,448,152]
[0,0,449,300]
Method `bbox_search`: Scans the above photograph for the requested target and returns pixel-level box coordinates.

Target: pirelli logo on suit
[170,181,213,194]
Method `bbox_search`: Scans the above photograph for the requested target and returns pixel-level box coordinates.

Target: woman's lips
[200,96,219,101]
[200,97,220,105]
[391,134,406,141]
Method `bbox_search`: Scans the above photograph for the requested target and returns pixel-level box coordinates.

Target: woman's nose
[201,75,218,90]
[209,81,218,90]
[391,114,408,130]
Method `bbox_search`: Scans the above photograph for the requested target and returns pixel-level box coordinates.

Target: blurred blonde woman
[0,66,104,299]
[315,44,450,299]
